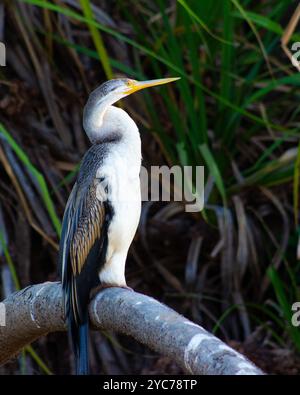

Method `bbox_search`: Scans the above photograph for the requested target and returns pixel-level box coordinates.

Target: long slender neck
[83,104,139,146]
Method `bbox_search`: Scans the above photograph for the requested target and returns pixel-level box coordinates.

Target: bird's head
[86,77,180,108]
[83,77,180,142]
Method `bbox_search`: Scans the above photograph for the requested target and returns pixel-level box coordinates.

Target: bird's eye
[126,79,135,87]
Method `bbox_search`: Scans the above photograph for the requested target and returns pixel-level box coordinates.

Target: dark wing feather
[70,178,106,276]
[59,174,111,325]
[59,143,113,326]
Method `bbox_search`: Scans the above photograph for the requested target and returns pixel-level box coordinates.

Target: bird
[58,76,180,375]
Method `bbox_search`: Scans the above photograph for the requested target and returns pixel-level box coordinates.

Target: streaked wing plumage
[70,179,105,276]
[59,144,111,325]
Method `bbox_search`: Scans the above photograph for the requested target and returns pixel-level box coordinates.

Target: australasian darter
[58,77,179,375]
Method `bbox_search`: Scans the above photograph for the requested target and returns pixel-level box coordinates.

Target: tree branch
[0,282,264,375]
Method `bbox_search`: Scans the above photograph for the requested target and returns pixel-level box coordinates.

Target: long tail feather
[70,315,89,375]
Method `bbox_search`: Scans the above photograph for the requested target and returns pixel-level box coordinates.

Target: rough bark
[0,282,264,375]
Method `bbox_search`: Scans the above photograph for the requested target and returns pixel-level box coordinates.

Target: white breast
[96,106,142,286]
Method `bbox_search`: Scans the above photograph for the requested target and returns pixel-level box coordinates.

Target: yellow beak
[124,77,180,95]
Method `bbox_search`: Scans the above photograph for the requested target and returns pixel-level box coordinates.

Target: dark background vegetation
[0,0,300,374]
